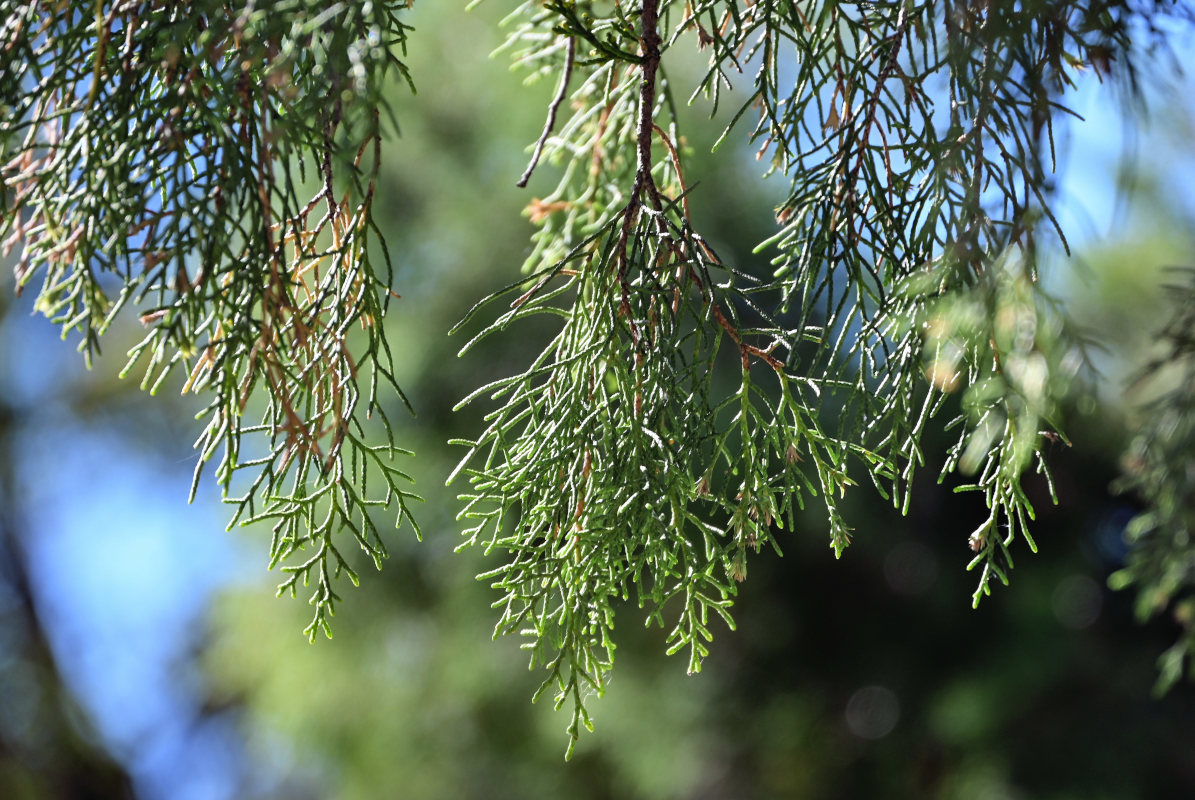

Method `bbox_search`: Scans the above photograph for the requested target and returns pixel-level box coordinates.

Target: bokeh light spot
[845,686,900,740]
[1051,574,1103,630]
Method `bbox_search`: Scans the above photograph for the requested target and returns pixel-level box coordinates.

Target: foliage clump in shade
[1112,267,1195,694]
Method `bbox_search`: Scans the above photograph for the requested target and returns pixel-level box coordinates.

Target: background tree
[4,0,1195,767]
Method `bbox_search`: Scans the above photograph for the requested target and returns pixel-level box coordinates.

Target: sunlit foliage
[3,0,1194,755]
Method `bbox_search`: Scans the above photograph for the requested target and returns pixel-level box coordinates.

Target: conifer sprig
[1,0,418,638]
[6,0,1195,751]
[453,0,1181,748]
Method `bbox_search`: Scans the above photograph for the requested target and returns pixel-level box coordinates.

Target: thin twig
[631,0,663,211]
[652,122,691,224]
[517,37,576,188]
[616,0,663,341]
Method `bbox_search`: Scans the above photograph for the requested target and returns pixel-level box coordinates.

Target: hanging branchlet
[1110,268,1195,695]
[454,0,1188,750]
[0,0,419,640]
[456,0,873,753]
[695,0,1152,600]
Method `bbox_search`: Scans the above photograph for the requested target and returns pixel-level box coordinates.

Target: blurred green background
[3,3,1195,798]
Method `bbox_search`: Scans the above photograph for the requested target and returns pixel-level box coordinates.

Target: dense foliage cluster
[449,0,1183,748]
[1,0,418,639]
[3,0,1194,753]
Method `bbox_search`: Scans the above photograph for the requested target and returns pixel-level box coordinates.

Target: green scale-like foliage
[5,0,1195,755]
[448,0,1182,751]
[1,0,419,639]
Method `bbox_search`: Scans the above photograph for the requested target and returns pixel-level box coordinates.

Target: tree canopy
[3,0,1195,755]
